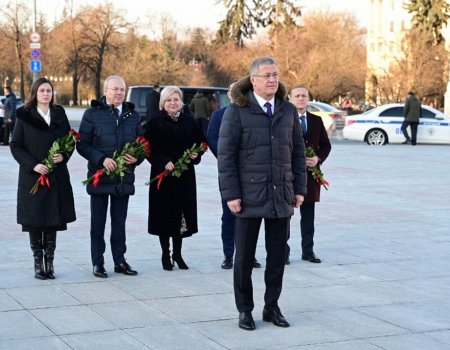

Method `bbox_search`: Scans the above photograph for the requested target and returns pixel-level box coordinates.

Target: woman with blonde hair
[144,86,206,270]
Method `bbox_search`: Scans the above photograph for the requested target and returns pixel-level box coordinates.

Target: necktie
[264,102,273,118]
[113,107,120,119]
[300,115,307,135]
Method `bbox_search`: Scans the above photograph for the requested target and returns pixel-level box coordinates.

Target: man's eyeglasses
[108,87,126,92]
[252,73,280,80]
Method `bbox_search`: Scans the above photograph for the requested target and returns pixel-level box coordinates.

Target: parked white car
[343,103,450,145]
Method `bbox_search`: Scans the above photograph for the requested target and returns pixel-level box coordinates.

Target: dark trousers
[196,118,209,137]
[90,194,129,266]
[2,120,14,145]
[401,121,418,145]
[287,202,316,255]
[221,200,235,257]
[234,217,289,312]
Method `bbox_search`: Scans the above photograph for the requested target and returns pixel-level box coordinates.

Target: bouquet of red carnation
[305,146,329,190]
[146,142,208,190]
[82,136,150,187]
[30,129,80,195]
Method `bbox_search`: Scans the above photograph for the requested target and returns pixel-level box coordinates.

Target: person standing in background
[2,86,17,145]
[207,80,261,270]
[190,90,211,136]
[401,91,421,145]
[145,84,161,126]
[286,85,331,265]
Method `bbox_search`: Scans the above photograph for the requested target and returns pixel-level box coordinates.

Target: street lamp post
[32,0,38,83]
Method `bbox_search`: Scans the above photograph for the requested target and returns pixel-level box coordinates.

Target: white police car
[343,103,450,145]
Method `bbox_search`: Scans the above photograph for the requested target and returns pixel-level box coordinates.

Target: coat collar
[16,105,64,130]
[230,75,288,108]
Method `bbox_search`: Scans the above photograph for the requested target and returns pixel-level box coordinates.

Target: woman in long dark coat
[10,78,76,280]
[145,86,206,271]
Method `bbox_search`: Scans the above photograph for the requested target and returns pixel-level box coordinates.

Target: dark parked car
[126,85,231,125]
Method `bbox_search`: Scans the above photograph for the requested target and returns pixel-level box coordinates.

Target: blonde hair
[159,86,183,110]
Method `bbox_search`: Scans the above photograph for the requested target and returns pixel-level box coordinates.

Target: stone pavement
[0,140,449,350]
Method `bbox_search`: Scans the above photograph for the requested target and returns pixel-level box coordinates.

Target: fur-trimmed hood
[230,75,288,107]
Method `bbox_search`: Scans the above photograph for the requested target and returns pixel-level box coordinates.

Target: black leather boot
[44,231,57,279]
[172,236,188,269]
[29,231,46,280]
[159,236,173,271]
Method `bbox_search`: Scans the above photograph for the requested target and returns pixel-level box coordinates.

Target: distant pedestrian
[10,78,76,280]
[401,91,421,145]
[341,97,353,115]
[190,90,211,136]
[145,83,161,126]
[2,86,17,145]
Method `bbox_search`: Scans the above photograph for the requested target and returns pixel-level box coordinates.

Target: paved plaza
[0,136,449,349]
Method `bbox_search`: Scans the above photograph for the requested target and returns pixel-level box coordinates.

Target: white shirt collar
[253,92,275,114]
[37,107,51,126]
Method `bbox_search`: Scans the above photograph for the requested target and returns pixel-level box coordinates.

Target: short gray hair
[250,57,278,75]
[159,86,183,110]
[103,75,125,91]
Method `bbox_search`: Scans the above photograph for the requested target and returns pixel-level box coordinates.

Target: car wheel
[366,129,387,145]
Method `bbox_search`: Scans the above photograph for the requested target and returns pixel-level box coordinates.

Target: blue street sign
[30,60,41,72]
[31,49,40,59]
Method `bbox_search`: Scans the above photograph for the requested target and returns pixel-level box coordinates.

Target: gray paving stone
[0,310,53,340]
[90,300,174,328]
[6,285,81,309]
[61,330,150,350]
[30,305,116,335]
[0,336,71,350]
[1,141,450,349]
[127,324,227,350]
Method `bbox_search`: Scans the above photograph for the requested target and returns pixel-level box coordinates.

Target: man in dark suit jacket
[145,84,161,125]
[207,81,261,270]
[287,85,332,264]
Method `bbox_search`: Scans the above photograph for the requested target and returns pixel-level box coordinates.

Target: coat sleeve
[206,109,222,158]
[315,117,332,164]
[291,108,307,195]
[10,119,39,173]
[217,105,242,202]
[76,109,107,166]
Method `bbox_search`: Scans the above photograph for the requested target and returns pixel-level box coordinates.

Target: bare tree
[77,3,130,99]
[0,1,31,99]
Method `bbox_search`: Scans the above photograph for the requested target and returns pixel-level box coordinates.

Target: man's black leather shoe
[302,252,321,263]
[253,258,261,268]
[262,307,290,327]
[402,140,410,144]
[238,311,255,330]
[114,262,138,275]
[221,256,233,269]
[93,264,108,278]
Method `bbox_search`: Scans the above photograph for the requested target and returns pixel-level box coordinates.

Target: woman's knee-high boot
[43,231,57,279]
[159,236,173,271]
[172,236,188,269]
[29,231,46,280]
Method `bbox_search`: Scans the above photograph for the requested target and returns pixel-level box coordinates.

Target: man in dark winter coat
[286,85,331,264]
[218,57,307,331]
[402,91,421,145]
[77,75,144,278]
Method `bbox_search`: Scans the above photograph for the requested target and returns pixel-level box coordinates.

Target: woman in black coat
[10,78,76,280]
[145,86,206,271]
